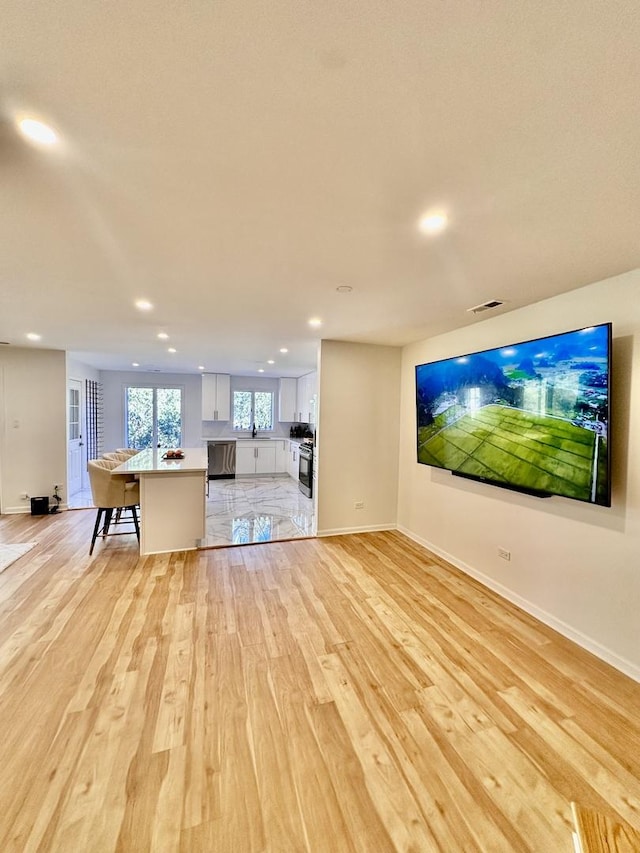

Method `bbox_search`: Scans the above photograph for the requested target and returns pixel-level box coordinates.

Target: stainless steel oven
[298,442,313,498]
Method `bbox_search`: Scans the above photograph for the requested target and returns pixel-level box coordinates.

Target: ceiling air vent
[467,299,505,315]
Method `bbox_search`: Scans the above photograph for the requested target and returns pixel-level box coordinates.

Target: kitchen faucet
[252,423,257,438]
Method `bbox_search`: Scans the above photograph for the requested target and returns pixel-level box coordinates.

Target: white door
[68,379,83,498]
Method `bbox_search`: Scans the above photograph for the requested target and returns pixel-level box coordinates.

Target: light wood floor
[0,509,639,852]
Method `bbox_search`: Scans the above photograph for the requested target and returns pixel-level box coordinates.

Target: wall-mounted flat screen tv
[415,322,612,506]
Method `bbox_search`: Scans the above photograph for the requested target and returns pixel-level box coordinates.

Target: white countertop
[113,447,207,475]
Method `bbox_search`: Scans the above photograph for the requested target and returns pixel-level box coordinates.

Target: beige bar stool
[102,451,133,463]
[88,459,140,555]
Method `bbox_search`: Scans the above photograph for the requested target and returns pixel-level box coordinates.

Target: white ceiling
[1,1,639,377]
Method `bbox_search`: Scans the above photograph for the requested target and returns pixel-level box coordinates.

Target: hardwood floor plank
[500,685,640,830]
[213,632,265,851]
[400,707,519,851]
[319,649,440,850]
[571,801,640,853]
[1,512,639,851]
[243,645,310,850]
[309,700,396,852]
[269,653,358,852]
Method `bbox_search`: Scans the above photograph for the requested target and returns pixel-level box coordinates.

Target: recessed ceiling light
[17,118,59,147]
[26,332,41,341]
[336,285,353,293]
[308,317,322,328]
[157,332,169,340]
[267,359,275,365]
[132,362,140,367]
[168,347,177,353]
[418,211,448,235]
[258,368,265,373]
[135,299,153,311]
[280,348,289,354]
[198,365,205,371]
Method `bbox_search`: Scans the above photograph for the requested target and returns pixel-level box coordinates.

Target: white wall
[317,340,401,535]
[101,371,204,451]
[67,357,99,386]
[0,347,67,514]
[397,269,640,679]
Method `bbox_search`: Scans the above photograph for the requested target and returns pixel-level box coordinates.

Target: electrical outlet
[498,547,511,561]
[20,492,29,500]
[354,501,364,509]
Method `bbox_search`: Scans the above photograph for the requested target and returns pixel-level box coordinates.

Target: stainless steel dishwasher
[207,441,236,480]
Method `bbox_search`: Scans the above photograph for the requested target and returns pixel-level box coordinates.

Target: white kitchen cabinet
[295,375,306,422]
[288,441,300,480]
[296,371,317,424]
[274,439,288,473]
[278,378,298,422]
[256,443,276,474]
[236,444,257,475]
[309,371,318,426]
[236,441,277,475]
[202,373,231,421]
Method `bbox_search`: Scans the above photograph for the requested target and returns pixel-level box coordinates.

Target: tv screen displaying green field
[415,323,611,506]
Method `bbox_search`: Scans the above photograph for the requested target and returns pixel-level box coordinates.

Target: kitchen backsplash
[201,421,309,440]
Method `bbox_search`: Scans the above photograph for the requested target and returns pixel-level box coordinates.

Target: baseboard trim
[397,525,640,685]
[2,505,69,516]
[318,523,397,537]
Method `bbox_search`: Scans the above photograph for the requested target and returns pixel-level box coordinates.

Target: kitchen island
[113,448,207,556]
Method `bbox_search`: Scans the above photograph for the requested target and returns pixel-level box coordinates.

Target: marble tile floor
[68,476,316,547]
[205,476,316,547]
[68,488,93,509]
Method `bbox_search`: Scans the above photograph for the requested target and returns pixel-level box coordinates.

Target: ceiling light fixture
[267,359,275,365]
[17,117,59,147]
[198,365,205,371]
[280,348,289,354]
[135,299,153,311]
[26,332,41,341]
[168,347,177,353]
[308,317,322,328]
[132,362,140,367]
[157,332,169,340]
[418,211,448,235]
[258,368,265,373]
[336,285,353,293]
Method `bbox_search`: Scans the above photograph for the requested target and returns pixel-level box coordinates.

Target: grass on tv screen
[415,323,611,506]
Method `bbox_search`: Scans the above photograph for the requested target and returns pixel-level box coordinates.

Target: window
[68,386,80,440]
[232,390,274,431]
[125,386,183,448]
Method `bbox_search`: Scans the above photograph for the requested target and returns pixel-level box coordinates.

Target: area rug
[0,542,36,575]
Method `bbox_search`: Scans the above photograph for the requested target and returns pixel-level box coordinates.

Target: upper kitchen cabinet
[297,371,317,424]
[278,377,298,422]
[202,373,231,421]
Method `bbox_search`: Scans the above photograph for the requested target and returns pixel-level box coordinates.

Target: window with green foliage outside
[232,390,274,431]
[125,386,183,448]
